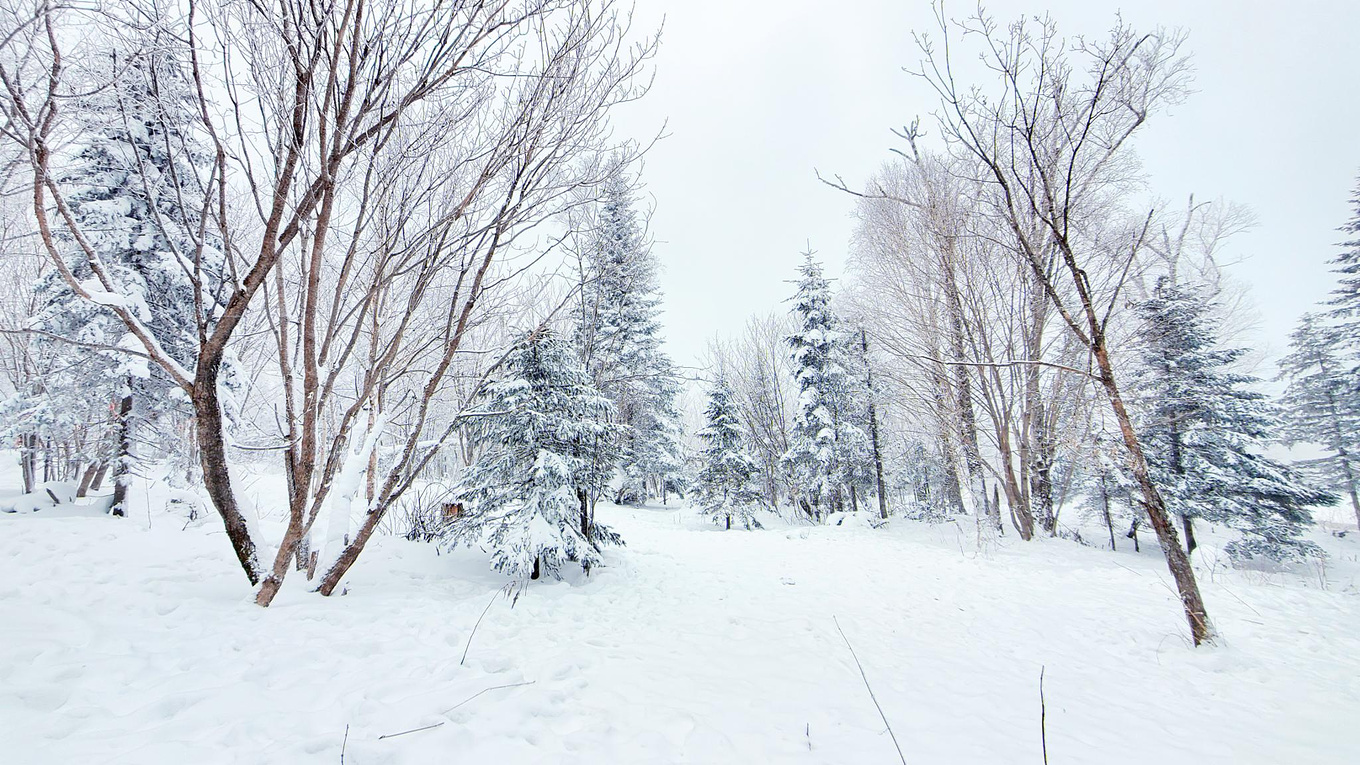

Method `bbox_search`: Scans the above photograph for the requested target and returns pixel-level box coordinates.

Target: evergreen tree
[781,252,872,520]
[443,329,621,581]
[693,377,764,530]
[573,172,683,504]
[5,49,227,512]
[1278,313,1360,530]
[1327,177,1360,359]
[1133,279,1332,561]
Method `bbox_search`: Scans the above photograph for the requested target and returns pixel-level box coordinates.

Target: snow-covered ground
[2,469,1358,764]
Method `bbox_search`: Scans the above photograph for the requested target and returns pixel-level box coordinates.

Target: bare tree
[0,0,654,605]
[910,6,1213,643]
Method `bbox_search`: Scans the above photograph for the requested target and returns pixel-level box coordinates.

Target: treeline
[694,7,1358,647]
[0,0,671,603]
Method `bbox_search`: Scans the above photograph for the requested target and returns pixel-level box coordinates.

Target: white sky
[611,0,1360,374]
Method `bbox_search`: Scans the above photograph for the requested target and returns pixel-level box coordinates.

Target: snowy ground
[2,469,1358,763]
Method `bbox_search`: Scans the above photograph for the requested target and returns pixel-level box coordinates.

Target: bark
[1101,480,1116,551]
[110,383,133,517]
[20,434,36,494]
[192,360,263,586]
[76,461,99,498]
[578,488,591,541]
[1181,515,1198,556]
[1094,344,1211,645]
[90,461,109,491]
[862,330,889,520]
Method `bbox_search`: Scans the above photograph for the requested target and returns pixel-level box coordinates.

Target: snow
[1,464,1358,763]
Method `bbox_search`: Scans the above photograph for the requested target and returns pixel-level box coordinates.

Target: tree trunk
[76,461,99,498]
[20,434,37,494]
[1181,515,1198,556]
[90,461,109,491]
[861,330,890,520]
[110,383,134,517]
[1101,479,1116,551]
[193,360,264,587]
[1094,344,1212,645]
[579,488,591,541]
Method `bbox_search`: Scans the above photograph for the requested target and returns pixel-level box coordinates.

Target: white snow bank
[0,486,1357,763]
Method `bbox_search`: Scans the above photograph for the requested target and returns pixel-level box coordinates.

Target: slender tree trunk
[20,435,37,494]
[76,461,99,498]
[193,359,263,587]
[579,488,591,541]
[90,461,109,491]
[1181,515,1198,556]
[1094,344,1211,645]
[1101,479,1116,551]
[861,330,889,520]
[110,382,134,517]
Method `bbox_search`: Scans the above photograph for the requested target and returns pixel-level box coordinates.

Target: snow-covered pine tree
[1278,313,1360,530]
[573,172,683,505]
[781,252,873,520]
[10,49,227,513]
[1133,279,1332,561]
[1327,177,1360,360]
[443,329,622,581]
[693,377,764,530]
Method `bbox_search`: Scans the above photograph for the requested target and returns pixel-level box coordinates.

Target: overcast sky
[610,0,1360,375]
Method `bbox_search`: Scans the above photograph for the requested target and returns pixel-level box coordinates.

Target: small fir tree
[443,329,621,581]
[694,377,764,530]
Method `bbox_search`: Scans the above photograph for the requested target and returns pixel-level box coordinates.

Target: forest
[0,1,1356,763]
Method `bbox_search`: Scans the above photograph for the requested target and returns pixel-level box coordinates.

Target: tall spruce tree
[694,377,764,530]
[1134,279,1332,561]
[573,173,683,504]
[443,329,621,581]
[1278,313,1360,530]
[8,50,226,513]
[1328,177,1360,358]
[782,252,872,520]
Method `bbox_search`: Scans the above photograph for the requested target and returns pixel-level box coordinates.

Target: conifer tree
[443,329,621,581]
[1327,177,1360,358]
[782,252,872,520]
[1278,313,1360,530]
[694,377,764,530]
[6,50,226,513]
[1134,279,1332,561]
[573,172,683,504]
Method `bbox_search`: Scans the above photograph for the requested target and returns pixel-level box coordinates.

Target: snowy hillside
[3,482,1356,764]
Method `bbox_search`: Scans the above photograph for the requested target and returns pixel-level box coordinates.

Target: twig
[1039,666,1048,765]
[378,721,445,740]
[461,592,498,666]
[833,616,907,765]
[441,680,535,716]
[340,724,349,763]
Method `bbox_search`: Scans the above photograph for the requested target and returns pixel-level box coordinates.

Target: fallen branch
[833,616,907,765]
[377,721,445,741]
[442,680,536,716]
[1039,666,1048,765]
[461,592,498,666]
